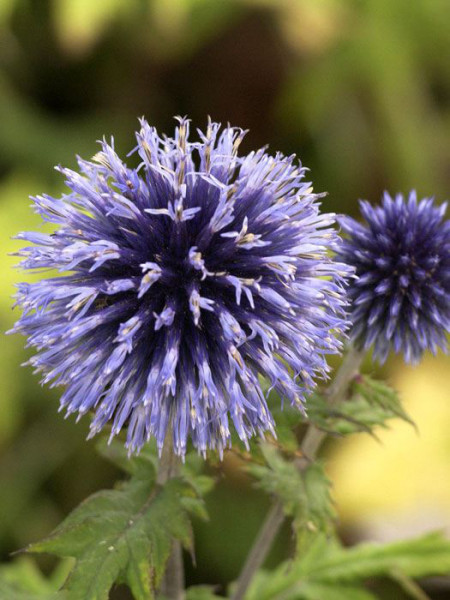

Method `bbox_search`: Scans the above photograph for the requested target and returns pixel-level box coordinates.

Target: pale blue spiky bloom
[338,191,450,364]
[11,118,350,457]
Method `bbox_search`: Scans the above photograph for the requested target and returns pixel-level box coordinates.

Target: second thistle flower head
[12,118,350,457]
[338,191,450,364]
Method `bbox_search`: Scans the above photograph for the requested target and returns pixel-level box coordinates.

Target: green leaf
[28,457,204,600]
[181,452,216,498]
[269,403,302,453]
[0,582,66,600]
[294,583,377,600]
[186,585,223,599]
[352,376,414,425]
[0,557,70,599]
[97,437,214,523]
[246,532,450,600]
[245,570,376,600]
[306,376,414,437]
[98,437,215,502]
[246,444,335,547]
[305,532,450,581]
[96,436,158,475]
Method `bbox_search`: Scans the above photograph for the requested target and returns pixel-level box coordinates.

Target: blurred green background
[1,0,449,598]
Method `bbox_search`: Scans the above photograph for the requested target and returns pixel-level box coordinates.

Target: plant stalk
[157,429,185,600]
[231,345,365,600]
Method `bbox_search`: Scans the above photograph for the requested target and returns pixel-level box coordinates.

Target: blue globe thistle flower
[11,118,350,457]
[338,191,450,364]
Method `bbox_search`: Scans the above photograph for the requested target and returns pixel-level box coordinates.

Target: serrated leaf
[246,443,304,515]
[306,376,414,437]
[351,376,414,425]
[246,444,335,547]
[28,459,203,600]
[246,532,450,600]
[305,532,450,581]
[97,437,215,504]
[245,570,376,600]
[294,462,336,551]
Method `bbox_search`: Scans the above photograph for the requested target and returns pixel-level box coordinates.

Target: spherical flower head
[11,117,350,457]
[338,191,450,364]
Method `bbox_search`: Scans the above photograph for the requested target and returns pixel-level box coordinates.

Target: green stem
[390,569,431,600]
[231,345,365,600]
[297,344,365,465]
[157,430,185,600]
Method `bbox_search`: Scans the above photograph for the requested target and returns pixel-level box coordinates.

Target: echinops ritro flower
[11,118,350,457]
[338,191,449,364]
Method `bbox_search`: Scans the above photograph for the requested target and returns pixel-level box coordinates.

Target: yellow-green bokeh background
[0,0,449,593]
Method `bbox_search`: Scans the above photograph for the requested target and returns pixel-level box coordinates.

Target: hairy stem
[231,345,365,600]
[157,431,185,600]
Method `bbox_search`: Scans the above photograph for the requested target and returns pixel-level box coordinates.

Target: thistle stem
[231,345,365,600]
[157,431,185,600]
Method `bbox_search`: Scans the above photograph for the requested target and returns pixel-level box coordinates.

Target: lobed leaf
[306,376,414,437]
[28,457,204,600]
[246,532,450,600]
[245,570,376,600]
[305,532,450,581]
[246,443,335,547]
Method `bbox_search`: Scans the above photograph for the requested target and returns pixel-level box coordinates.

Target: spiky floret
[338,191,449,364]
[11,118,350,457]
